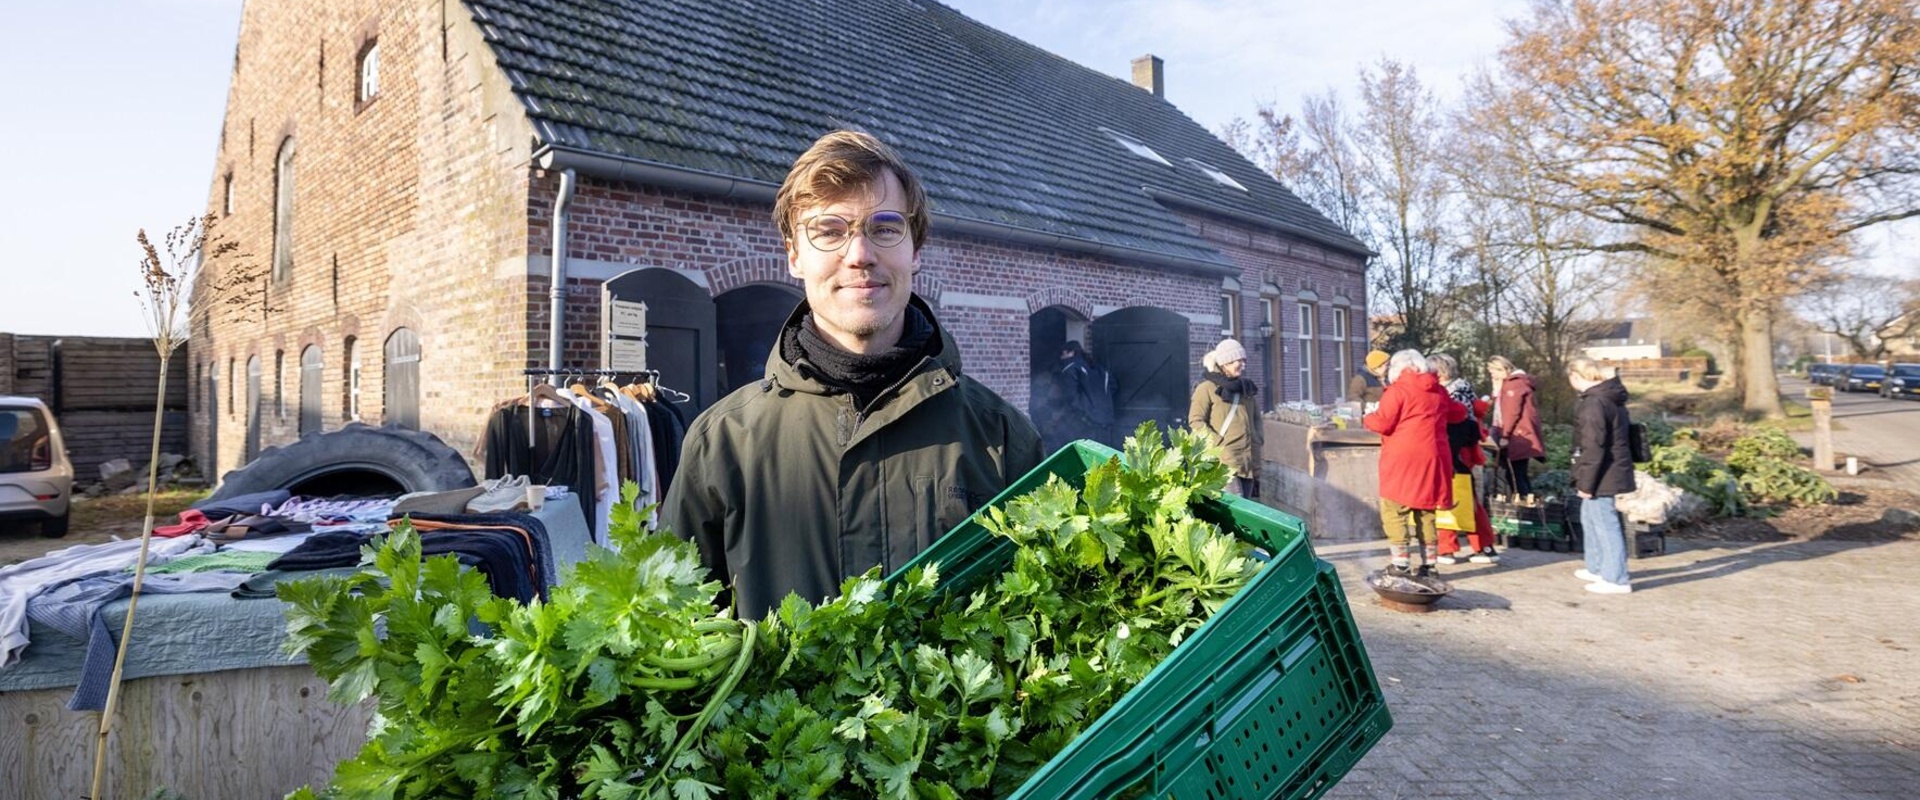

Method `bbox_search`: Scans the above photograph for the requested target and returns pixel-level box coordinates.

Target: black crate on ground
[1627,520,1667,558]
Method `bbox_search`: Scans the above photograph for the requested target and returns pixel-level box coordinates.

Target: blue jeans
[1581,495,1630,585]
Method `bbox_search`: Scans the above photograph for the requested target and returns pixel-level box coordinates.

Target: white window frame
[348,350,362,422]
[1186,158,1249,191]
[357,40,380,103]
[1333,307,1352,400]
[1297,301,1318,402]
[1220,291,1240,339]
[1098,127,1173,166]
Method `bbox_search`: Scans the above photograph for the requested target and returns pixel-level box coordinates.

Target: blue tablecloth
[0,497,590,693]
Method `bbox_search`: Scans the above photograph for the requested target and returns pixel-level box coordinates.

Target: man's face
[1222,358,1246,378]
[786,171,919,354]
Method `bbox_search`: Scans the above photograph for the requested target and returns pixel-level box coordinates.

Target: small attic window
[1188,159,1248,192]
[1098,127,1172,167]
[356,40,380,104]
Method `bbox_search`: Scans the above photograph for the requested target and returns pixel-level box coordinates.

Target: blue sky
[3,0,1909,337]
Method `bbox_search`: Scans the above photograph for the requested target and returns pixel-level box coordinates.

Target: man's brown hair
[773,129,930,250]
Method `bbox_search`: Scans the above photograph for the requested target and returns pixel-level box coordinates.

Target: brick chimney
[1131,54,1164,98]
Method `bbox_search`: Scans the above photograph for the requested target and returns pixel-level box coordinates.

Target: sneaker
[1469,550,1500,565]
[1585,580,1633,595]
[1573,568,1601,582]
[1436,553,1467,565]
[1416,564,1436,579]
[1385,564,1413,578]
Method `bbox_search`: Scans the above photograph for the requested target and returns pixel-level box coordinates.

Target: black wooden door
[1091,307,1191,439]
[602,269,718,414]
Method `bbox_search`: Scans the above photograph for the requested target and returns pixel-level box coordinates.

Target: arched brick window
[272,137,296,282]
[383,328,420,429]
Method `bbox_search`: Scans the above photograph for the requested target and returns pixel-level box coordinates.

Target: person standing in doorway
[1485,355,1545,498]
[661,129,1043,619]
[1058,340,1118,449]
[1568,358,1636,595]
[1189,339,1264,498]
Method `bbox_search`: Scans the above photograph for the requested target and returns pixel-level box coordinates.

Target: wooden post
[1810,394,1834,472]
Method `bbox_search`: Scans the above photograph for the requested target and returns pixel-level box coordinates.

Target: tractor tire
[204,423,475,502]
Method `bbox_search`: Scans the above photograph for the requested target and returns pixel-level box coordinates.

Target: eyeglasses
[799,211,911,252]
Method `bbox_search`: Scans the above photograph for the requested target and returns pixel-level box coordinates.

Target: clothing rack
[517,369,689,438]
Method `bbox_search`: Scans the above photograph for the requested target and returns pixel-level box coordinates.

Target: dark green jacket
[660,295,1043,619]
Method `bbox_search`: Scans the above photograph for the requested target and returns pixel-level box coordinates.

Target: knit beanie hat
[1365,350,1391,373]
[1208,339,1247,367]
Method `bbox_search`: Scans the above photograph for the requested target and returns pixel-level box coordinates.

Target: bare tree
[1221,94,1366,235]
[1799,272,1920,359]
[1452,70,1623,392]
[1352,58,1460,351]
[1490,0,1920,417]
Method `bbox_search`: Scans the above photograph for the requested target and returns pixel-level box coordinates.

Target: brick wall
[1188,216,1370,407]
[191,0,534,479]
[520,177,1372,415]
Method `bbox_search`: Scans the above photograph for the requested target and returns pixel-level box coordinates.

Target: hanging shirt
[483,403,597,535]
[608,389,659,526]
[567,390,619,544]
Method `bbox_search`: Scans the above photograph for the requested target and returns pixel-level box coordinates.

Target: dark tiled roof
[467,0,1371,264]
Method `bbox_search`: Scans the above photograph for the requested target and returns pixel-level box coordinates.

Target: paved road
[1320,536,1920,798]
[1783,376,1920,486]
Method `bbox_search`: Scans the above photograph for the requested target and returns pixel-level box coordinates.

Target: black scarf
[1205,371,1259,402]
[783,304,937,411]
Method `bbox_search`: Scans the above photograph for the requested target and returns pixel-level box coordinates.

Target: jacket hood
[767,294,958,396]
[1582,376,1629,405]
[1393,371,1443,392]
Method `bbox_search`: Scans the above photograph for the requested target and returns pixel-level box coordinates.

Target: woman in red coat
[1364,350,1467,577]
[1485,355,1546,498]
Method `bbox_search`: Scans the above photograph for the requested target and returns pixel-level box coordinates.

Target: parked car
[1841,364,1886,393]
[0,396,73,537]
[1883,364,1920,400]
[1808,363,1842,386]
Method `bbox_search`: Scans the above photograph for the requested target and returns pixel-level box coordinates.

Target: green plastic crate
[890,441,1393,800]
[1490,516,1569,540]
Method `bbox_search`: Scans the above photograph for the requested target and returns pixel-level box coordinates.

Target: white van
[0,396,73,537]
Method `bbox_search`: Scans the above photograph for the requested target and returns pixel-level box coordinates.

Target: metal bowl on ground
[1366,569,1453,613]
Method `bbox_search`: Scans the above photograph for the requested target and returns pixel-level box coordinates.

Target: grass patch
[71,487,212,531]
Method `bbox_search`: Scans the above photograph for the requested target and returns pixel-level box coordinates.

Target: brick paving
[1317,535,1920,798]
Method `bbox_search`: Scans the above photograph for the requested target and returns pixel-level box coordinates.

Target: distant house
[1582,319,1667,361]
[188,0,1372,481]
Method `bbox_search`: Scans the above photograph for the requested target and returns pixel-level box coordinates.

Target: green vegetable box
[900,441,1392,799]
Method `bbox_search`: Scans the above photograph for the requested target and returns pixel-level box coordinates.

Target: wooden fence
[1600,356,1711,383]
[0,333,190,481]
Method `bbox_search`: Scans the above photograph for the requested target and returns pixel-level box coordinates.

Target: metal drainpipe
[547,169,576,383]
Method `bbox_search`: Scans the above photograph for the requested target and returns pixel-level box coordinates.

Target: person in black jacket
[1567,358,1637,594]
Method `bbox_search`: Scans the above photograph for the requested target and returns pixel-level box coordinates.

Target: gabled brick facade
[193,0,1368,480]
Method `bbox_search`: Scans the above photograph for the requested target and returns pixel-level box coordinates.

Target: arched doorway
[715,283,803,397]
[1028,305,1100,453]
[1091,307,1191,440]
[601,269,718,413]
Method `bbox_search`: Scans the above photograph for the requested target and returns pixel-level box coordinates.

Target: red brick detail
[1025,287,1094,319]
[706,256,797,297]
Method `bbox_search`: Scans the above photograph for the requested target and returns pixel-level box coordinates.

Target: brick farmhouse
[189,0,1371,482]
